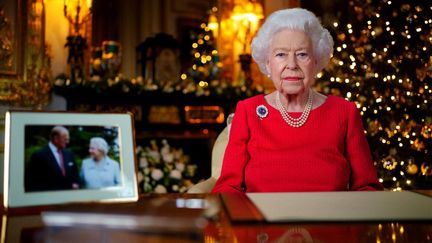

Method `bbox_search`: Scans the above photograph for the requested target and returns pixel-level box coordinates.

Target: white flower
[175,162,185,172]
[135,146,143,154]
[148,150,161,162]
[186,165,197,177]
[169,169,182,180]
[151,169,164,180]
[143,167,150,175]
[135,139,198,193]
[143,182,152,192]
[161,141,170,157]
[139,157,148,168]
[162,153,174,163]
[172,185,179,192]
[154,184,167,193]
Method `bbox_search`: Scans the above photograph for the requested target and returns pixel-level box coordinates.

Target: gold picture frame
[3,111,139,208]
[0,0,51,107]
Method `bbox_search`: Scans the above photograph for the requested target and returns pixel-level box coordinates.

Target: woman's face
[89,143,104,161]
[266,29,317,96]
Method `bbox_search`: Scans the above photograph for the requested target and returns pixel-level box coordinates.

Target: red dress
[212,94,383,193]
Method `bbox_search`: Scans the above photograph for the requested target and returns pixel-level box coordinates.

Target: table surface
[1,191,432,243]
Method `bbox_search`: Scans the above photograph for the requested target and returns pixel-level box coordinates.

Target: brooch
[256,105,268,119]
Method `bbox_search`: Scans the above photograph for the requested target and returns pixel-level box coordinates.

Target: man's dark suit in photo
[25,126,80,192]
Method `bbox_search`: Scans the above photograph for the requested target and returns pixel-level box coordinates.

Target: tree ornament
[421,125,432,139]
[337,33,346,41]
[367,119,380,136]
[416,67,427,81]
[406,163,418,175]
[421,163,432,176]
[382,157,398,170]
[412,139,425,151]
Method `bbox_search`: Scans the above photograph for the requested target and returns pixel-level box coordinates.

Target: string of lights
[185,6,221,90]
[317,0,432,190]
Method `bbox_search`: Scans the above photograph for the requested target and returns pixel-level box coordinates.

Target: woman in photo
[80,137,121,189]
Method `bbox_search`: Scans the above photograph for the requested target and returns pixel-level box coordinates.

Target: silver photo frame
[3,111,138,208]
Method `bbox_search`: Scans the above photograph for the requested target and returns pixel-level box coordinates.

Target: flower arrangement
[136,139,198,193]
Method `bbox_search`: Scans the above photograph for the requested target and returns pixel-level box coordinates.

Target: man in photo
[25,126,80,192]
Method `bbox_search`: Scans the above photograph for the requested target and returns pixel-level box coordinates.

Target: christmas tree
[182,6,223,96]
[318,0,432,190]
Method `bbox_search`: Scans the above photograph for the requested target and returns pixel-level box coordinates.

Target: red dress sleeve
[212,101,250,193]
[346,102,384,190]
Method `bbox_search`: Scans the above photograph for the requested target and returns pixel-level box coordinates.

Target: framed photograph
[3,111,138,208]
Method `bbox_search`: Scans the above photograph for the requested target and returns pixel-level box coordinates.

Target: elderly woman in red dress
[212,8,383,193]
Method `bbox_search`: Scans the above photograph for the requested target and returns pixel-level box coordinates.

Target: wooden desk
[1,193,432,243]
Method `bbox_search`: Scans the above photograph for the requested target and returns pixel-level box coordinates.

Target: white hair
[90,137,109,155]
[251,8,334,76]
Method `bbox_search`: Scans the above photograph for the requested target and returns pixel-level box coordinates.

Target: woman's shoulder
[326,95,357,109]
[81,158,93,168]
[237,94,265,107]
[105,157,120,166]
[322,95,361,121]
[82,158,92,164]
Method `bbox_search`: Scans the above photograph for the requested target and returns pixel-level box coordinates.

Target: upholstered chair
[187,114,233,193]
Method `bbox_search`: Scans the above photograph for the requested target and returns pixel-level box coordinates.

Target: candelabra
[231,0,263,85]
[63,0,92,81]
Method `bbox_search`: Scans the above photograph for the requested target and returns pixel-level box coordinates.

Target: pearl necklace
[275,90,313,128]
